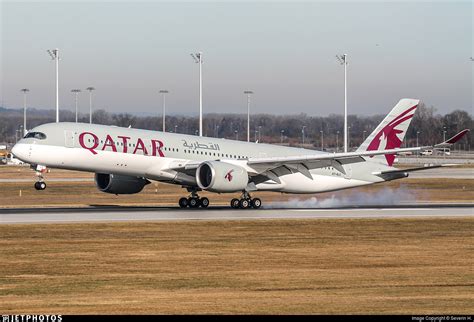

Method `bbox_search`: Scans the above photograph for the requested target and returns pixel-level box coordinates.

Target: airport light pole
[20,88,29,135]
[71,89,81,123]
[320,130,324,150]
[363,130,367,141]
[302,125,306,146]
[15,129,21,143]
[235,130,238,140]
[336,54,348,152]
[280,130,285,144]
[416,131,421,157]
[443,127,447,158]
[191,52,203,136]
[47,49,60,123]
[347,125,351,150]
[258,125,262,142]
[255,130,258,142]
[159,90,169,132]
[336,130,339,152]
[244,90,253,142]
[86,87,95,124]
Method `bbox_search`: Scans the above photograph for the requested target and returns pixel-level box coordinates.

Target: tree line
[0,103,472,151]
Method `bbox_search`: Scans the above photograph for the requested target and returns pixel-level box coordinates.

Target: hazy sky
[1,0,472,116]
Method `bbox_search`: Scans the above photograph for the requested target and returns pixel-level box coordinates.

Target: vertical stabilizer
[357,98,419,166]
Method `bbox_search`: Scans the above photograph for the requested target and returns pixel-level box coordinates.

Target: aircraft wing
[246,146,421,179]
[167,160,201,176]
[166,129,469,183]
[246,129,469,180]
[434,129,470,148]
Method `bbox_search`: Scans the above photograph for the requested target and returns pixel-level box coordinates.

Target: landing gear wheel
[189,197,200,208]
[179,197,189,208]
[34,182,46,190]
[239,199,250,209]
[251,198,262,209]
[231,198,240,209]
[200,197,209,208]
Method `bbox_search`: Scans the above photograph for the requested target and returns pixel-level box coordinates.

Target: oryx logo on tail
[356,99,420,166]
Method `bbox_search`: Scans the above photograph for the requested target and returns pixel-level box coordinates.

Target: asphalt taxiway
[0,204,472,224]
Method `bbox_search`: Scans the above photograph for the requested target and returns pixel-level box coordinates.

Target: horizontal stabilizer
[372,164,458,181]
[372,164,453,176]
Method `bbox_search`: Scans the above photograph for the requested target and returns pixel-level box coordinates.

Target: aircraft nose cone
[11,143,28,162]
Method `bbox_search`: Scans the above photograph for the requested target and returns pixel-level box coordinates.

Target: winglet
[435,129,470,148]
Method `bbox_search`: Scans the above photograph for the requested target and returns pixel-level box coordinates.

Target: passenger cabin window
[24,132,46,140]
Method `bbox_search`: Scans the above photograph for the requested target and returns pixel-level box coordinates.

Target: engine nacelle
[196,161,248,192]
[95,173,150,194]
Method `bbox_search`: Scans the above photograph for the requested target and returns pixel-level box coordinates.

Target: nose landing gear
[34,181,47,191]
[33,165,48,191]
[231,192,261,209]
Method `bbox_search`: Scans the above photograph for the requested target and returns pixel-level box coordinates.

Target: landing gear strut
[178,189,209,208]
[33,165,48,191]
[231,191,261,209]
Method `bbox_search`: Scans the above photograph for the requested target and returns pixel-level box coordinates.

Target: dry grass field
[1,218,473,314]
[0,166,473,208]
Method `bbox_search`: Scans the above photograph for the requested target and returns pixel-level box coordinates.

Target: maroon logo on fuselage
[224,170,234,182]
[78,132,165,157]
[367,105,417,166]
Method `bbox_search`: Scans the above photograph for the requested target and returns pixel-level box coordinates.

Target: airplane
[11,98,469,209]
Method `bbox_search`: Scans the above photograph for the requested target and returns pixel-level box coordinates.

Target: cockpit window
[24,132,47,140]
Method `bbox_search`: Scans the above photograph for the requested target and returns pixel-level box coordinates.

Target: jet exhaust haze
[264,186,418,209]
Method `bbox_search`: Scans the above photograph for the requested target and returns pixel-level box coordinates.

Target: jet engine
[196,161,248,192]
[95,173,150,194]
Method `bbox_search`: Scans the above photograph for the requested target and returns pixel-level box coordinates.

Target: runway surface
[0,204,472,224]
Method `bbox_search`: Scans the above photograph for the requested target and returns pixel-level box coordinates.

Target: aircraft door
[65,131,75,148]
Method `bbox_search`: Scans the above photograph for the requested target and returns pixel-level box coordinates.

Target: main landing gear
[177,190,262,209]
[33,165,48,191]
[230,191,261,209]
[178,190,209,208]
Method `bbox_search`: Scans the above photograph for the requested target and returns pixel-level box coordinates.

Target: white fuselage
[12,122,389,194]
